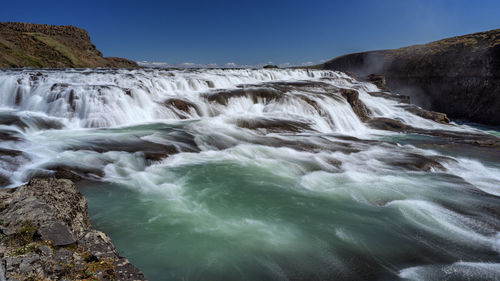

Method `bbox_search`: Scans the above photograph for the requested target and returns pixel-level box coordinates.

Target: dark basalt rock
[0,111,64,131]
[400,104,450,124]
[384,153,450,172]
[0,178,146,280]
[0,147,23,157]
[124,88,133,96]
[366,116,500,152]
[30,164,105,182]
[205,88,282,105]
[0,130,21,141]
[165,98,197,112]
[0,175,10,187]
[298,95,322,112]
[365,74,389,91]
[367,91,411,104]
[339,88,371,121]
[0,148,29,187]
[367,118,409,131]
[164,98,201,118]
[236,118,312,133]
[318,28,500,125]
[366,88,450,124]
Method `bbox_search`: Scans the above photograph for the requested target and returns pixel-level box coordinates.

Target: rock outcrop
[0,22,138,68]
[0,178,146,281]
[316,28,500,125]
[339,88,371,121]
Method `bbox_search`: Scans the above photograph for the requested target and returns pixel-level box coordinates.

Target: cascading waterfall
[0,68,499,281]
[0,68,338,128]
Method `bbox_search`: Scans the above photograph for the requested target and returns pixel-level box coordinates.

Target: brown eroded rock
[401,104,450,124]
[339,88,371,121]
[366,74,389,91]
[205,88,282,105]
[384,153,452,172]
[366,117,410,131]
[236,118,312,133]
[164,98,201,119]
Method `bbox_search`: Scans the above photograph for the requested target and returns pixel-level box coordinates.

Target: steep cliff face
[0,22,138,68]
[317,29,500,125]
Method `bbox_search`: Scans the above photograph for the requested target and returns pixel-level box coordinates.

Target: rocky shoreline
[0,178,146,281]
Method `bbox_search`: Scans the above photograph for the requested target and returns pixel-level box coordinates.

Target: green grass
[0,40,44,67]
[27,32,80,66]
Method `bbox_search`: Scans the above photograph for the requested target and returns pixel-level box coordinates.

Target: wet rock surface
[365,74,389,91]
[339,88,371,121]
[367,117,410,131]
[384,153,452,172]
[367,91,411,104]
[164,98,200,119]
[204,88,283,105]
[197,79,498,156]
[0,178,146,281]
[400,104,450,124]
[236,118,313,133]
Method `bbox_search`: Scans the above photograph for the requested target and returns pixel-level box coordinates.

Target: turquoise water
[80,144,500,280]
[454,121,500,138]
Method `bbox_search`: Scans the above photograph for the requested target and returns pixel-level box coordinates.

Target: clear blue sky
[2,0,499,66]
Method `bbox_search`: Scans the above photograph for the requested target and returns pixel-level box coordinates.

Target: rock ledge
[0,178,146,281]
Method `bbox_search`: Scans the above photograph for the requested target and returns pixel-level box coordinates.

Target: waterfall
[0,68,499,281]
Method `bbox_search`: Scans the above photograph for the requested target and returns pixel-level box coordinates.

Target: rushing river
[0,68,499,281]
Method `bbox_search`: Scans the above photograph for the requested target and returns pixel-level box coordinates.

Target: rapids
[0,68,499,281]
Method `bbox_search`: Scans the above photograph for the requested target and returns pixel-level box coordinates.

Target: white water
[0,68,499,281]
[0,69,334,127]
[0,68,471,131]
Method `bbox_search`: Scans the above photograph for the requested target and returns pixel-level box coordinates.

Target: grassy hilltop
[0,22,137,68]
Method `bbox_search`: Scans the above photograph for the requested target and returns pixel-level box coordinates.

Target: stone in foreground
[0,178,146,281]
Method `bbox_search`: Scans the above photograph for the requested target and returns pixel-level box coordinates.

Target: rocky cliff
[0,22,138,68]
[0,178,146,281]
[316,28,500,125]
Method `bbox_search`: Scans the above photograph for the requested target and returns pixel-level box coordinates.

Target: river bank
[0,178,146,281]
